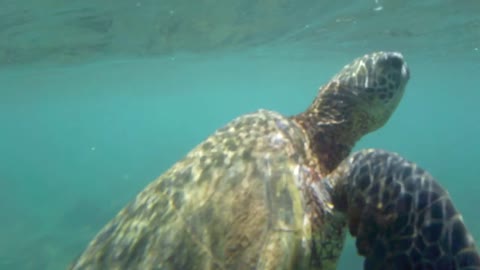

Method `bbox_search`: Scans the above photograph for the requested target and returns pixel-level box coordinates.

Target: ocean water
[1,1,479,269]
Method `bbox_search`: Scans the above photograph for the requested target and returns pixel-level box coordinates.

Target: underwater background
[0,0,479,269]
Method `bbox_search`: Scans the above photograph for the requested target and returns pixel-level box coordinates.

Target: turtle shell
[69,110,341,270]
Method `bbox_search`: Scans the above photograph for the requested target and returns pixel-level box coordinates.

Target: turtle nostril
[385,53,404,70]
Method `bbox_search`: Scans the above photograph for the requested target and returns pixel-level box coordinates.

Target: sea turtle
[69,52,479,269]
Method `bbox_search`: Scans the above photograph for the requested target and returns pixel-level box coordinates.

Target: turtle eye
[387,54,404,70]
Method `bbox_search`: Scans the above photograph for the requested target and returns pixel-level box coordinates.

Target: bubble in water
[374,0,383,12]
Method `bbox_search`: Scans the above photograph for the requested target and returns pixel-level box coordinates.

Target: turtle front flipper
[327,149,480,270]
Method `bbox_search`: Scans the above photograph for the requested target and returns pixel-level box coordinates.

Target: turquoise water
[1,1,480,269]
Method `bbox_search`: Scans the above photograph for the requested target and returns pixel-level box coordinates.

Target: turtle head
[303,51,409,142]
[328,51,409,135]
[292,51,409,173]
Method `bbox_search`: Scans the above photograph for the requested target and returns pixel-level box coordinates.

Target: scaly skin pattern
[70,52,409,270]
[292,51,409,267]
[293,51,409,174]
[329,149,480,270]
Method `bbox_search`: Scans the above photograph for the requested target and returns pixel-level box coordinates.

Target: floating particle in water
[374,0,384,11]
